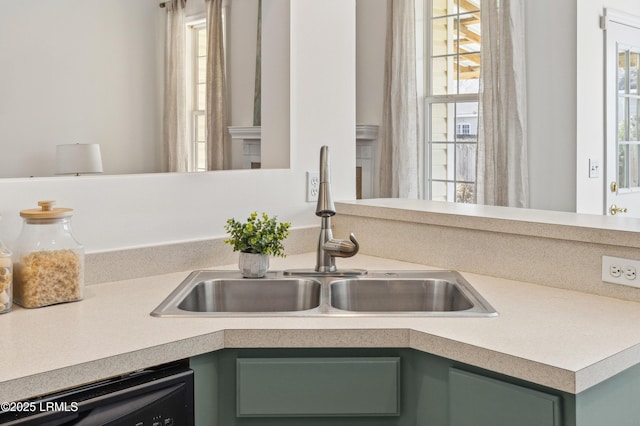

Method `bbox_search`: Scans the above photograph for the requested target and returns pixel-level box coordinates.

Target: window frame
[422,0,481,203]
[187,19,207,172]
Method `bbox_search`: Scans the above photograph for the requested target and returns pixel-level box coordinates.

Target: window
[457,123,470,135]
[424,0,481,204]
[187,21,207,172]
[617,46,640,189]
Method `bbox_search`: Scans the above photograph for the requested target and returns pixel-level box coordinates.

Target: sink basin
[151,271,321,317]
[326,271,497,316]
[151,270,497,318]
[178,279,321,313]
[330,278,473,312]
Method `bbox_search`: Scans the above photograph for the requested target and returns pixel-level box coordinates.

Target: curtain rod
[159,1,188,8]
[159,0,193,8]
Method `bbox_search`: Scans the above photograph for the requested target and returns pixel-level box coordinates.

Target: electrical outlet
[602,256,640,287]
[306,171,319,202]
[610,264,622,277]
[624,266,637,280]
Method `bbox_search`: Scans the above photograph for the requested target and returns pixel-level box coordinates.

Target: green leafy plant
[224,212,291,257]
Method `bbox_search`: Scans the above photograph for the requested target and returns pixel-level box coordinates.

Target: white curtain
[205,0,230,170]
[376,0,420,198]
[476,0,529,207]
[162,0,188,173]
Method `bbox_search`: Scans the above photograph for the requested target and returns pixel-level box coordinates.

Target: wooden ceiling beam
[455,65,480,80]
[455,39,476,47]
[459,16,481,26]
[459,0,480,14]
[457,25,481,44]
[456,53,480,65]
[460,70,480,79]
[456,64,479,72]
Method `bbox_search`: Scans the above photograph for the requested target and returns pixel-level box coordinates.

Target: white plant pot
[238,252,269,278]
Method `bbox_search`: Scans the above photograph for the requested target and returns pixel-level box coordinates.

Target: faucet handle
[323,233,359,258]
[347,233,359,254]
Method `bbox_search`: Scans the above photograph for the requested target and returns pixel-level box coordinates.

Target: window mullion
[426,94,478,103]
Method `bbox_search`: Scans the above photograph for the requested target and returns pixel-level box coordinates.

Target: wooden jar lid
[20,200,74,219]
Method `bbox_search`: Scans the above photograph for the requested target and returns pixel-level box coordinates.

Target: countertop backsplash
[85,226,319,285]
[334,200,640,303]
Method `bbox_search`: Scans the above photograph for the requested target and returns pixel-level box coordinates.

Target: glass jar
[0,238,12,314]
[13,200,84,308]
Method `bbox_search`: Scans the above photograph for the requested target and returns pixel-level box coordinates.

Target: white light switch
[589,159,600,178]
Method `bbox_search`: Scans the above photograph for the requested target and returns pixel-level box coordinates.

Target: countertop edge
[0,326,608,401]
[0,332,225,403]
[575,342,640,393]
[408,329,578,393]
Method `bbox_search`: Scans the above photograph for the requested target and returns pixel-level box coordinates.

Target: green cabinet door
[449,368,562,426]
[236,357,401,417]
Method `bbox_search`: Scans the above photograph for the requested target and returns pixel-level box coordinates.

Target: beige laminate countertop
[2,253,640,402]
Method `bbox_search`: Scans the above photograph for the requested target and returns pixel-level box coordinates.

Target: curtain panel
[476,0,529,208]
[376,0,421,199]
[162,0,188,173]
[205,0,230,171]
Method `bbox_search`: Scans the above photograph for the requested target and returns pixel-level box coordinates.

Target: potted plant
[224,212,291,278]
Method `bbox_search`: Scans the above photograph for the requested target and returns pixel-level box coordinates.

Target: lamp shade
[56,144,103,175]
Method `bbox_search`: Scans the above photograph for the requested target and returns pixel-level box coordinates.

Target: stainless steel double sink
[151,270,497,318]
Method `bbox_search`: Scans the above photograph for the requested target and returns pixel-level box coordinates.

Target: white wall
[0,0,163,178]
[526,0,577,212]
[228,0,259,128]
[261,0,291,169]
[0,0,356,253]
[356,0,386,127]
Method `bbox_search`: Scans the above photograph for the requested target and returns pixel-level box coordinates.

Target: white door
[605,9,640,217]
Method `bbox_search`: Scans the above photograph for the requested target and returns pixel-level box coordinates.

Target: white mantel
[229,126,262,169]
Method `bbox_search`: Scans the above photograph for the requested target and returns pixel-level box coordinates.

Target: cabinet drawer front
[449,368,561,426]
[236,357,400,417]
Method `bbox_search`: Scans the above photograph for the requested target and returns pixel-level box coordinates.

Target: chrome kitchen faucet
[314,146,361,273]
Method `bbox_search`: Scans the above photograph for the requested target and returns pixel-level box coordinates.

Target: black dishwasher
[0,360,194,426]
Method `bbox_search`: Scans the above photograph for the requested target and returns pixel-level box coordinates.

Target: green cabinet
[449,368,561,426]
[236,357,400,417]
[191,347,640,426]
[192,348,408,426]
